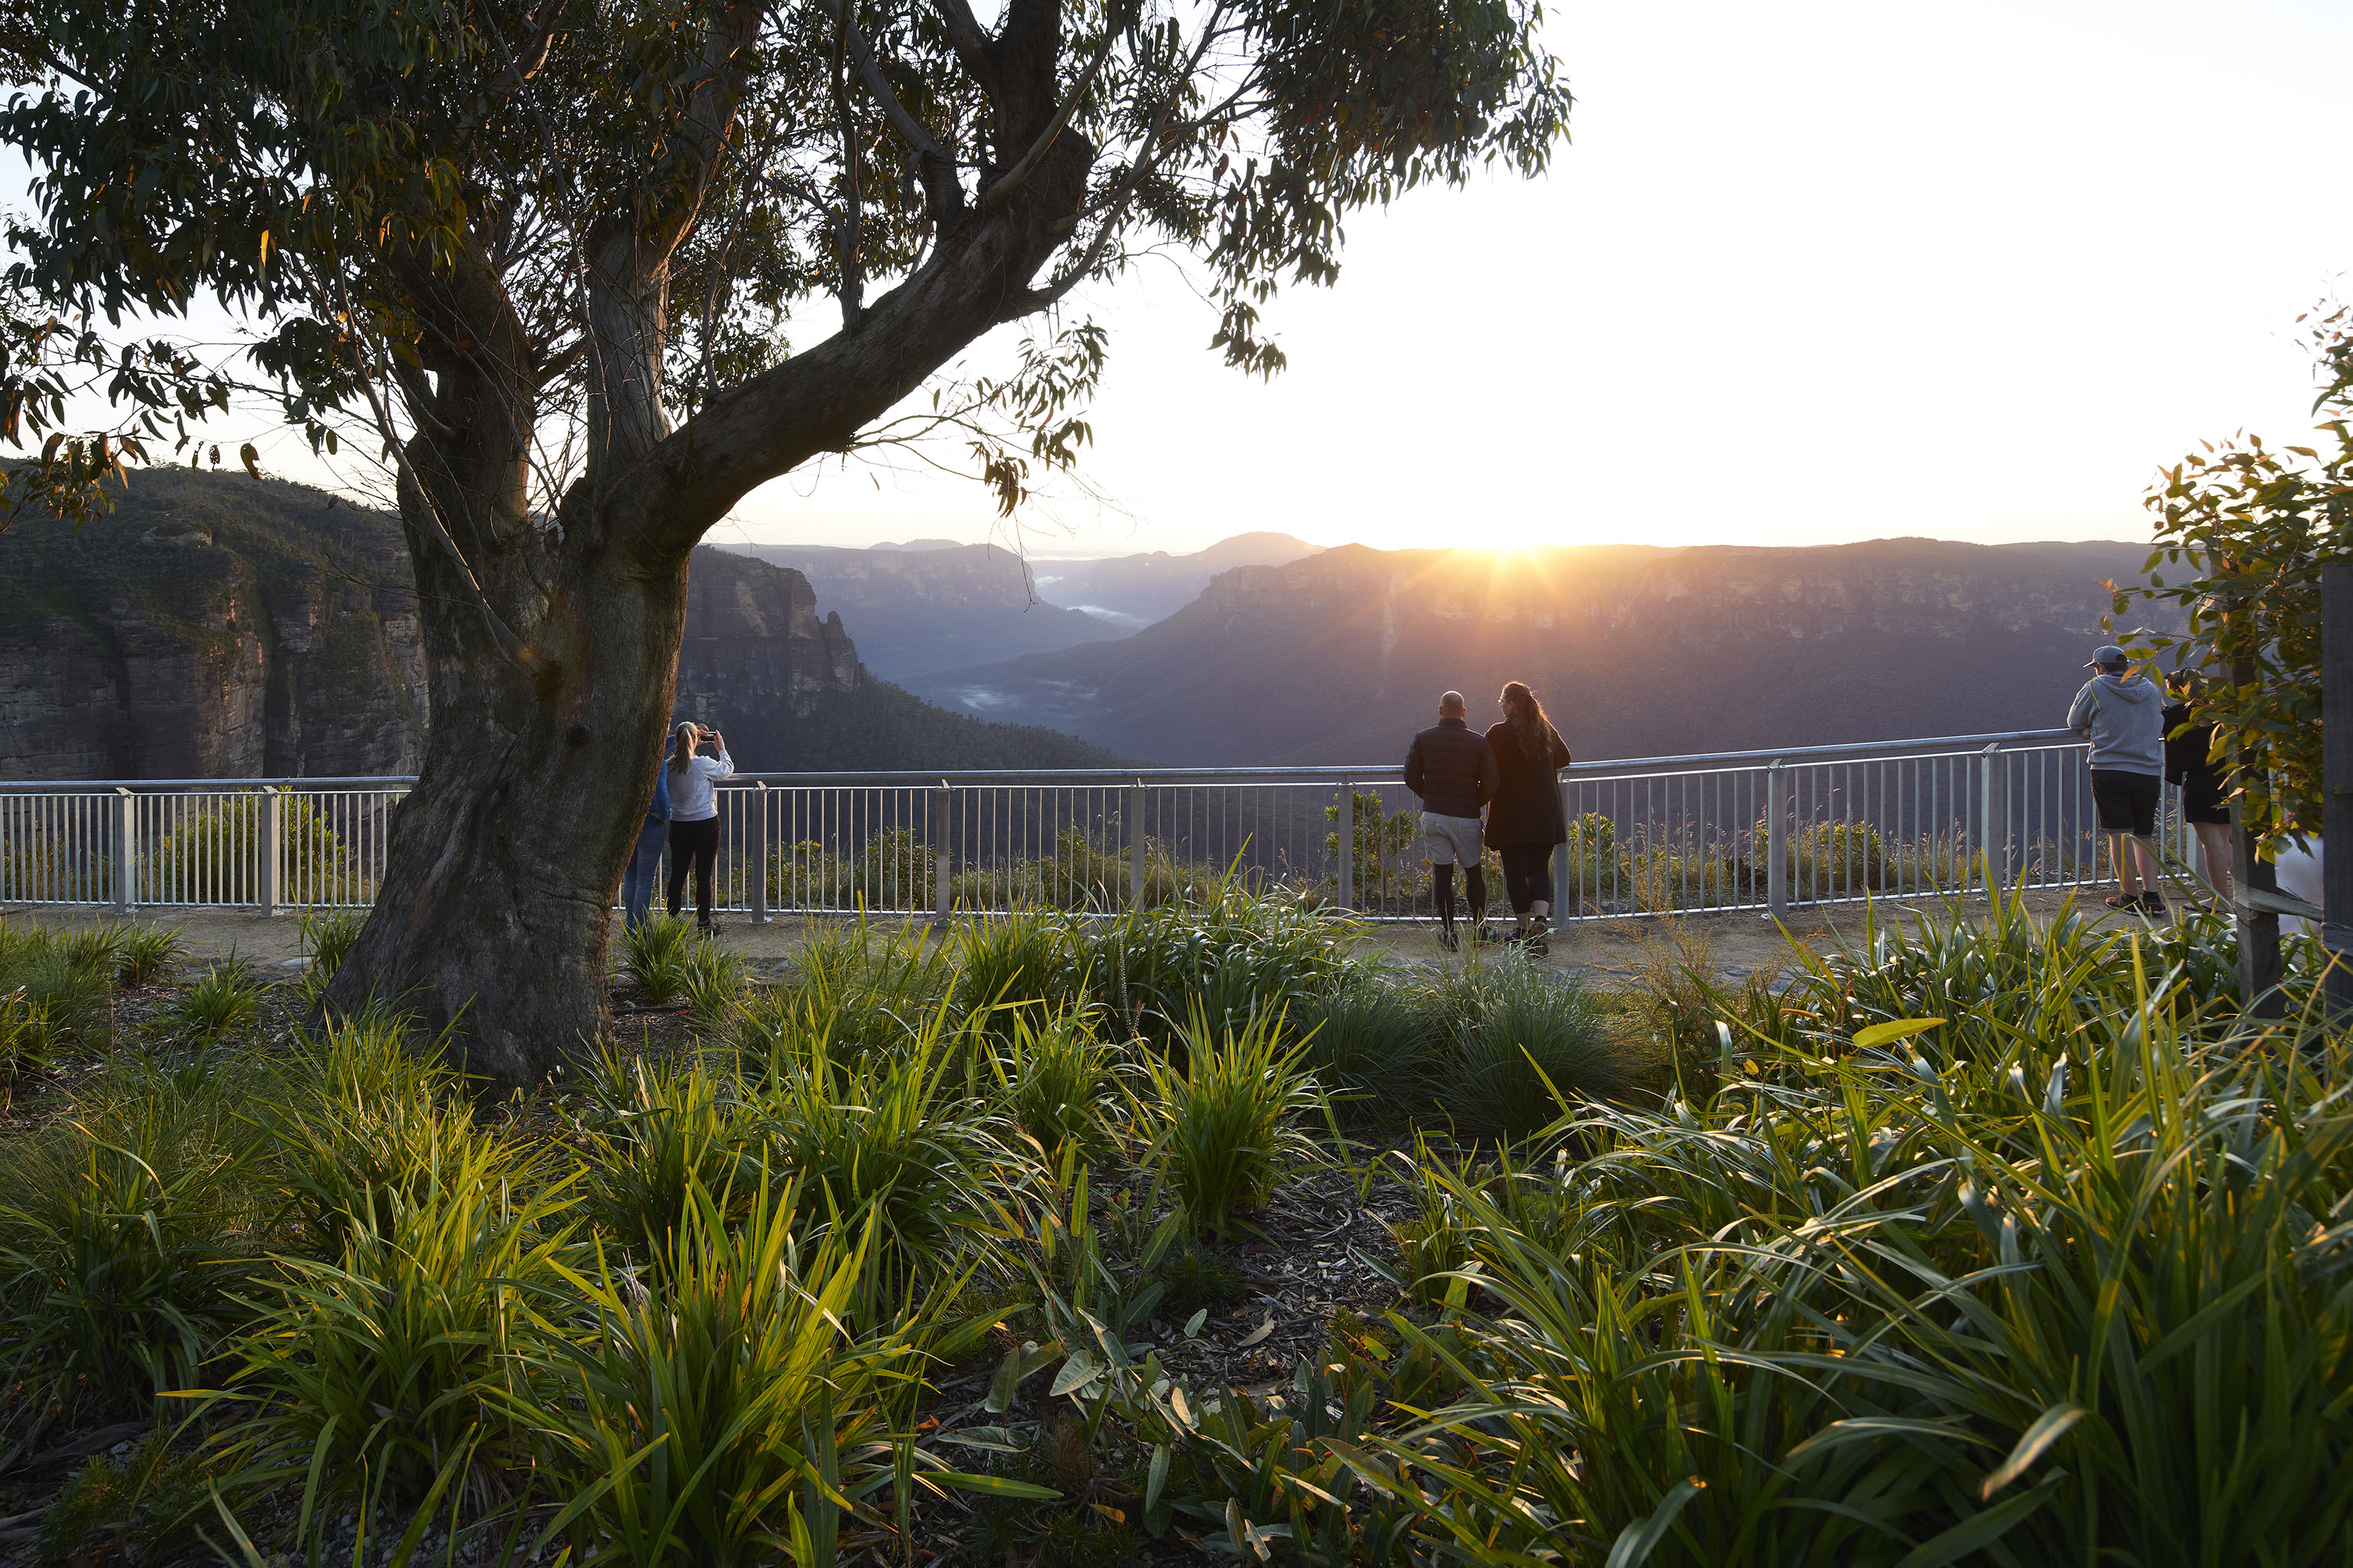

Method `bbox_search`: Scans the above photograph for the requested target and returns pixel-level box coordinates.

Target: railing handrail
[0,728,2084,794]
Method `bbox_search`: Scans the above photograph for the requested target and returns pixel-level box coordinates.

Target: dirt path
[5,881,2199,992]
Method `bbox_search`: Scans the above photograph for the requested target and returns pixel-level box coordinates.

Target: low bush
[0,1048,273,1423]
[289,907,364,1010]
[1133,1007,1322,1238]
[576,1045,763,1258]
[166,957,267,1044]
[619,915,695,1006]
[516,1176,919,1568]
[112,924,184,989]
[679,940,749,1026]
[1289,968,1433,1116]
[1415,955,1643,1137]
[990,1011,1120,1169]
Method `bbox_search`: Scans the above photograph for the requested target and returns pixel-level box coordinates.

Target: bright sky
[93,0,2353,559]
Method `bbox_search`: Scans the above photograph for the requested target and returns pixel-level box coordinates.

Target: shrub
[289,907,364,1010]
[746,1005,1015,1294]
[680,940,750,1026]
[145,793,351,904]
[620,915,695,1006]
[164,958,267,1044]
[225,1150,577,1531]
[34,1427,215,1566]
[785,920,957,1050]
[1289,969,1433,1117]
[0,1050,271,1417]
[1133,1007,1322,1238]
[265,1012,511,1257]
[1089,874,1350,1041]
[1417,956,1643,1138]
[955,909,1094,1034]
[0,917,117,1055]
[991,1011,1119,1169]
[577,1046,762,1259]
[112,924,185,989]
[515,1176,918,1568]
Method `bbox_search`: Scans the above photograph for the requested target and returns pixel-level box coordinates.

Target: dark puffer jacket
[1484,720,1571,846]
[1403,717,1498,819]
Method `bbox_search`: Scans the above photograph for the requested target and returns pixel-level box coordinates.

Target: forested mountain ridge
[0,471,1128,779]
[907,537,2182,765]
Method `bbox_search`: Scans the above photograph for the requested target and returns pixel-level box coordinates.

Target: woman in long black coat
[1484,681,1572,951]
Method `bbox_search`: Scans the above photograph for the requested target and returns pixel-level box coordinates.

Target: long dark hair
[1500,681,1554,762]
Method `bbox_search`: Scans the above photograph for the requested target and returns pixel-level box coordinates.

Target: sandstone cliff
[676,546,864,726]
[0,469,427,780]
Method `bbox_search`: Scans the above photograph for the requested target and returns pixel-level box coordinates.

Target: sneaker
[2137,892,2168,917]
[1437,926,1460,953]
[1529,914,1552,941]
[1474,924,1502,946]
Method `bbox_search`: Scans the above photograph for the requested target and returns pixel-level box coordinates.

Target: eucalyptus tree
[4,0,1568,1079]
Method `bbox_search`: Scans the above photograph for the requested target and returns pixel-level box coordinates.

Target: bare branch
[831,10,865,331]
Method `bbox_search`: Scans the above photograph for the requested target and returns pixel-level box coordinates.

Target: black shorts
[2090,769,2160,837]
[2180,771,2231,826]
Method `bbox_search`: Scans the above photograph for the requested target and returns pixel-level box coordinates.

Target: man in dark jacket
[1404,691,1500,950]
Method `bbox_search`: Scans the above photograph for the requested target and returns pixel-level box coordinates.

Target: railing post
[1128,780,1146,910]
[748,782,770,926]
[259,786,286,916]
[1335,782,1354,911]
[1766,759,1788,920]
[1555,778,1573,916]
[109,787,136,914]
[1978,742,2010,889]
[933,782,953,927]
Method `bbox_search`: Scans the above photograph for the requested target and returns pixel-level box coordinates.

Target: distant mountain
[1028,531,1322,628]
[905,538,2178,765]
[721,541,1120,679]
[717,531,1324,673]
[678,547,1127,772]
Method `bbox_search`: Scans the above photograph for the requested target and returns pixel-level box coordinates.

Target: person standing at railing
[664,721,733,934]
[1487,681,1573,954]
[620,751,672,931]
[2162,669,2234,907]
[2067,644,2168,916]
[1404,691,1499,952]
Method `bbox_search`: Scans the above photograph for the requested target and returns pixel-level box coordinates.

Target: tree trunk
[326,538,685,1083]
[323,46,1094,1084]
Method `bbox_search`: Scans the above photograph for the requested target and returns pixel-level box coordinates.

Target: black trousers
[1497,843,1555,915]
[666,816,720,924]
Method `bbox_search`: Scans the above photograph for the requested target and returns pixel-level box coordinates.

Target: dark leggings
[1498,843,1555,915]
[1433,862,1487,925]
[666,816,720,925]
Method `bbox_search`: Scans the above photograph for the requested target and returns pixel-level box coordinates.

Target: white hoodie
[667,749,733,820]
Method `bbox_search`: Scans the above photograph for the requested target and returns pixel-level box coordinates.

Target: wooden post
[2325,558,2352,1024]
[2234,646,2284,1018]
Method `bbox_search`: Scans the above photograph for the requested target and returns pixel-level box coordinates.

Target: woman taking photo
[664,720,733,933]
[1484,681,1571,953]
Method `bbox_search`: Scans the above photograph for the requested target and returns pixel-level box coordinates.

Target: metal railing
[0,729,2211,923]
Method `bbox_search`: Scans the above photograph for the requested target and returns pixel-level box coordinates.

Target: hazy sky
[126,0,2353,559]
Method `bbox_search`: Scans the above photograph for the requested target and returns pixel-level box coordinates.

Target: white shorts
[1422,813,1484,866]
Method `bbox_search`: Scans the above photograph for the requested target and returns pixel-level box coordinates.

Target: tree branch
[981,2,1127,212]
[831,8,865,331]
[811,0,967,220]
[927,0,999,94]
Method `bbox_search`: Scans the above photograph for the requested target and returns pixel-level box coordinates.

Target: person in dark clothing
[2163,670,2234,904]
[1403,691,1499,951]
[1484,681,1571,953]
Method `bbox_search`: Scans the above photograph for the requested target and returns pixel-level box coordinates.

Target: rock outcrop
[674,547,864,727]
[0,470,427,780]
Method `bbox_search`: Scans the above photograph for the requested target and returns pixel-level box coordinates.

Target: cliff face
[674,547,863,735]
[907,537,2184,765]
[0,470,428,780]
